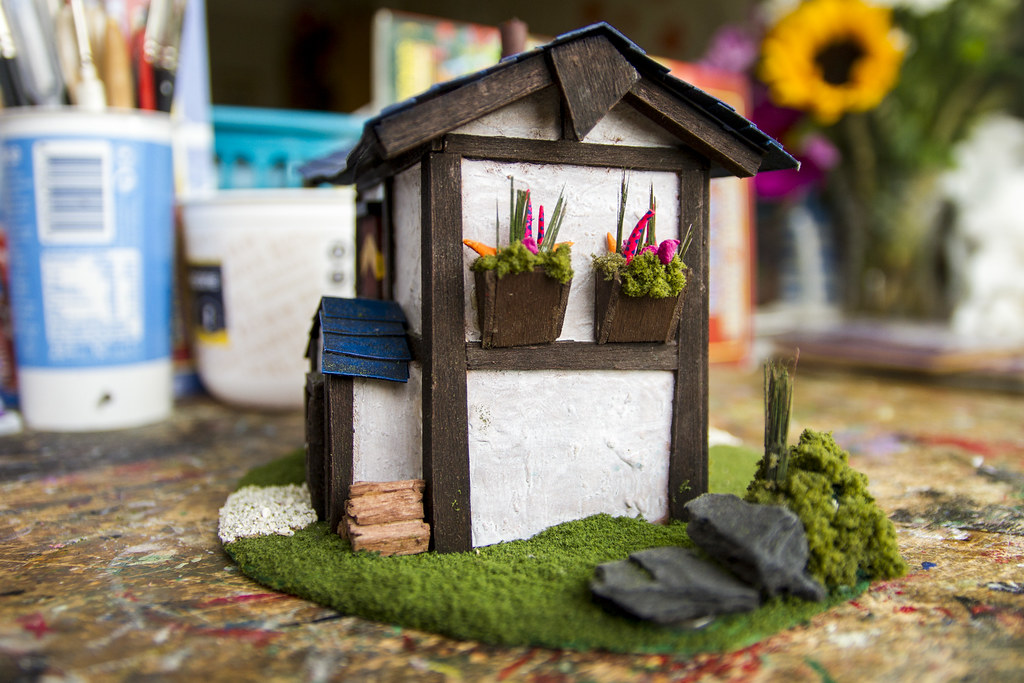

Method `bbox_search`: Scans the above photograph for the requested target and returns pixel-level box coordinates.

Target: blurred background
[3,0,1024,428]
[205,0,1024,387]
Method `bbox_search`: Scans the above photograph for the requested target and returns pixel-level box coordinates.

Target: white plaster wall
[461,160,682,342]
[583,102,680,147]
[467,369,674,547]
[393,164,423,335]
[352,362,423,483]
[451,87,561,140]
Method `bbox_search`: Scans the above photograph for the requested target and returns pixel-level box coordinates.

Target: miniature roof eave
[308,297,412,383]
[303,23,798,186]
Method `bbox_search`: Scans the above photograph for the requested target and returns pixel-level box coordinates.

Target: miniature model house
[304,23,797,553]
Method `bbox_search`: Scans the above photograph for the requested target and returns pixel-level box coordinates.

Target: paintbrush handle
[101,16,133,109]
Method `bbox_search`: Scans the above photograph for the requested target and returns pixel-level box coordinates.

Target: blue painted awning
[309,297,411,383]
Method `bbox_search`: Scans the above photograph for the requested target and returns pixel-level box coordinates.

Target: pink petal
[657,239,680,265]
[522,237,539,254]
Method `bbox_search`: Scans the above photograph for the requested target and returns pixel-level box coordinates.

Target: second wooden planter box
[474,268,572,348]
[594,273,685,344]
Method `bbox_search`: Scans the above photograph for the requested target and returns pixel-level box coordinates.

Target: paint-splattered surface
[2,367,1022,681]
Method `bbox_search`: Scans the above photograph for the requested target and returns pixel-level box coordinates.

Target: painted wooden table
[2,366,1022,681]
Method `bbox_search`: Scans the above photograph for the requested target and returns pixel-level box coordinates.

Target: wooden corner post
[421,150,473,552]
[324,374,354,531]
[669,164,710,519]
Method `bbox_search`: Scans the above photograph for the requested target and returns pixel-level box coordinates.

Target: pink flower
[657,239,680,265]
[522,237,539,254]
[699,25,759,74]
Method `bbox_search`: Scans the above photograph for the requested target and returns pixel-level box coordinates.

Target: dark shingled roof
[308,297,411,383]
[301,22,798,185]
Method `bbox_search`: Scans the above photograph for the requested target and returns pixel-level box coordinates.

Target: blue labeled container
[0,109,175,430]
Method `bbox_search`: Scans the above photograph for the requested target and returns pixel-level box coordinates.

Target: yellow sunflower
[760,0,905,124]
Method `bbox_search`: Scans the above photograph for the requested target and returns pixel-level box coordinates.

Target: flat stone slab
[591,546,760,624]
[685,493,826,602]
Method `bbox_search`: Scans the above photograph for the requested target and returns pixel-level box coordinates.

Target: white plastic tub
[181,188,355,410]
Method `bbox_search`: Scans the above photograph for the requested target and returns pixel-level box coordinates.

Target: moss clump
[746,429,907,588]
[472,242,573,284]
[592,251,686,299]
[236,448,306,489]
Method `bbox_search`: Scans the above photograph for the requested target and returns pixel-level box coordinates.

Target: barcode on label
[33,140,115,244]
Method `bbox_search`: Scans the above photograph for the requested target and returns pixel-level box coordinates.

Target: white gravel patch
[218,483,318,544]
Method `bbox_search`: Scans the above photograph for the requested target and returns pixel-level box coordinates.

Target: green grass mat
[224,445,865,654]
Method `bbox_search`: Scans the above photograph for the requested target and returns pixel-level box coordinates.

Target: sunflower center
[815,38,865,86]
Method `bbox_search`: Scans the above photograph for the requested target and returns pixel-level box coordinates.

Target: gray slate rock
[590,546,760,624]
[685,493,827,602]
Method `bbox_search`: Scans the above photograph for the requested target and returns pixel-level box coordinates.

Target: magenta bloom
[657,239,680,265]
[699,25,758,74]
[522,237,539,254]
[640,244,658,256]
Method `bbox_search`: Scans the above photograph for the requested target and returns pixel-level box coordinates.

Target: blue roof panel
[312,297,411,383]
[321,317,407,337]
[321,296,407,322]
[322,332,412,361]
[321,354,410,383]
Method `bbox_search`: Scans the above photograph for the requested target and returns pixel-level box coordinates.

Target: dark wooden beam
[627,79,763,178]
[354,144,429,195]
[465,341,679,371]
[383,176,395,301]
[304,372,326,521]
[549,35,640,141]
[375,55,554,159]
[324,374,354,532]
[421,152,472,553]
[669,166,711,520]
[444,134,703,173]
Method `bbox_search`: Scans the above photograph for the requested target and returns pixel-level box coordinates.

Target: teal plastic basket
[211,105,365,188]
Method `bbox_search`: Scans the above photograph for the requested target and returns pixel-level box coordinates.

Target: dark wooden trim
[354,145,428,195]
[669,166,710,520]
[627,79,763,178]
[549,35,640,141]
[465,340,679,371]
[304,372,326,521]
[382,176,395,301]
[324,374,354,532]
[376,55,554,159]
[444,134,703,172]
[421,151,473,553]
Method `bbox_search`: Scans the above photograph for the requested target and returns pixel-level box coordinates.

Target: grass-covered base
[224,446,867,655]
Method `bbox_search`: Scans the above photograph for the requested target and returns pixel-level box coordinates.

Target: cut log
[346,489,424,526]
[342,518,431,556]
[339,479,430,555]
[348,479,425,497]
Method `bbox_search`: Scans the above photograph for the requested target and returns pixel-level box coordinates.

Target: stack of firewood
[339,480,430,556]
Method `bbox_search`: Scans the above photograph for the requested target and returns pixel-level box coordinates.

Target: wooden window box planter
[474,268,572,349]
[594,273,684,344]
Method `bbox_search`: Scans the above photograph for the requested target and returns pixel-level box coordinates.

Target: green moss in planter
[472,242,573,284]
[593,251,687,298]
